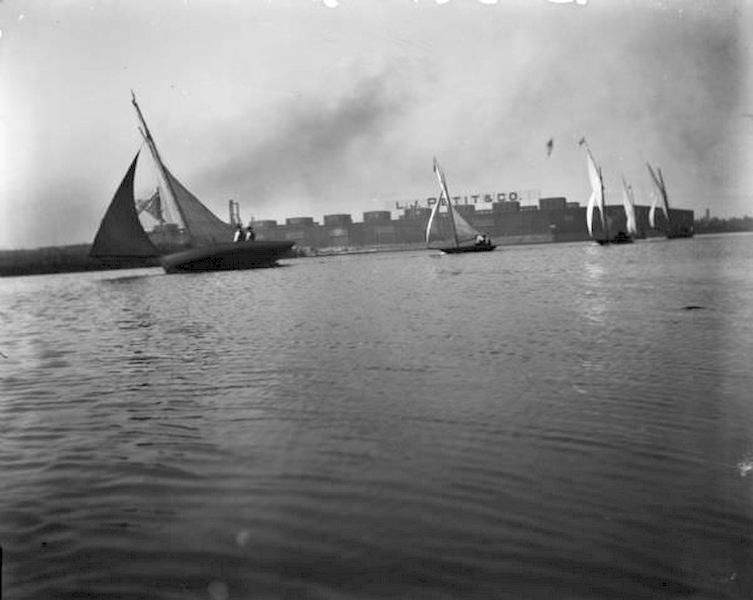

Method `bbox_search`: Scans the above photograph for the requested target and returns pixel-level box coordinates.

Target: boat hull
[160,241,294,273]
[595,232,634,245]
[666,229,694,239]
[596,238,634,245]
[436,244,497,254]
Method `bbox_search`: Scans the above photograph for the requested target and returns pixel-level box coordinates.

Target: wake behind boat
[425,158,496,253]
[90,94,294,273]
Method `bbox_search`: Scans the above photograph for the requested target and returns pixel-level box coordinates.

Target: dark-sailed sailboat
[646,162,694,239]
[90,93,294,273]
[425,158,496,253]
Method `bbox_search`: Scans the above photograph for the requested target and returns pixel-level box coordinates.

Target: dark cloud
[197,65,413,217]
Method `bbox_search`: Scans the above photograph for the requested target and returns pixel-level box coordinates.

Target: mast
[131,91,195,245]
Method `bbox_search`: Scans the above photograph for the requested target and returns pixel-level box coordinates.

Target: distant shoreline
[1,225,750,278]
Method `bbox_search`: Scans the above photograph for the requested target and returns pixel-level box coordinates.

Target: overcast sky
[0,0,751,248]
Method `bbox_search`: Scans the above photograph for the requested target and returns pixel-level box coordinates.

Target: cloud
[196,63,415,218]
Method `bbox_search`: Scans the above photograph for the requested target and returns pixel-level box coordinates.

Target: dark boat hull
[595,232,634,245]
[595,238,634,245]
[160,241,294,273]
[666,229,694,239]
[436,244,497,254]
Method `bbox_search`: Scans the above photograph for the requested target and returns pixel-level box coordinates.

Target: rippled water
[2,233,753,599]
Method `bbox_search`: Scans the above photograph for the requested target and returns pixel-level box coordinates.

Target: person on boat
[245,223,256,242]
[476,234,485,245]
[233,223,244,242]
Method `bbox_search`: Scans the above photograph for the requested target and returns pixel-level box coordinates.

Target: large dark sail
[89,152,160,257]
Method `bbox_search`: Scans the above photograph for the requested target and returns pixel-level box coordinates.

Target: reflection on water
[1,235,753,599]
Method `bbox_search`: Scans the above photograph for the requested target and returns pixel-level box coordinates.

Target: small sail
[621,176,638,235]
[90,152,160,258]
[136,189,164,223]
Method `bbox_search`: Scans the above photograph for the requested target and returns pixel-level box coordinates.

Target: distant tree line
[694,215,753,234]
[0,244,157,277]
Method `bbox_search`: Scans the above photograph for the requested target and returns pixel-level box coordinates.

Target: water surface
[2,234,753,599]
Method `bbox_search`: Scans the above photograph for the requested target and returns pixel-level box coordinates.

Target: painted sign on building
[394,189,540,210]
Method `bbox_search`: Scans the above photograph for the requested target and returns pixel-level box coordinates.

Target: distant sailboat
[648,186,661,230]
[90,93,294,273]
[582,141,632,245]
[425,158,495,253]
[646,162,694,239]
[621,175,639,239]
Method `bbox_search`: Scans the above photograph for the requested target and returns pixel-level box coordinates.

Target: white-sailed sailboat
[648,186,661,230]
[621,175,639,239]
[646,162,693,239]
[581,138,632,244]
[425,158,495,253]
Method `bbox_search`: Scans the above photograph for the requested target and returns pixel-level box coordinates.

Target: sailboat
[90,93,294,273]
[425,158,495,253]
[646,162,693,239]
[582,140,632,245]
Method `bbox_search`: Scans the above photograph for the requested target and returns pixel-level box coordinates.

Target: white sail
[586,191,597,237]
[646,162,668,229]
[584,146,606,236]
[621,176,638,235]
[648,189,658,228]
[425,191,443,244]
[433,157,451,203]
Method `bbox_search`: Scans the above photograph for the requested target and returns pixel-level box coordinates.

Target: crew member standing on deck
[245,223,256,241]
[233,223,244,242]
